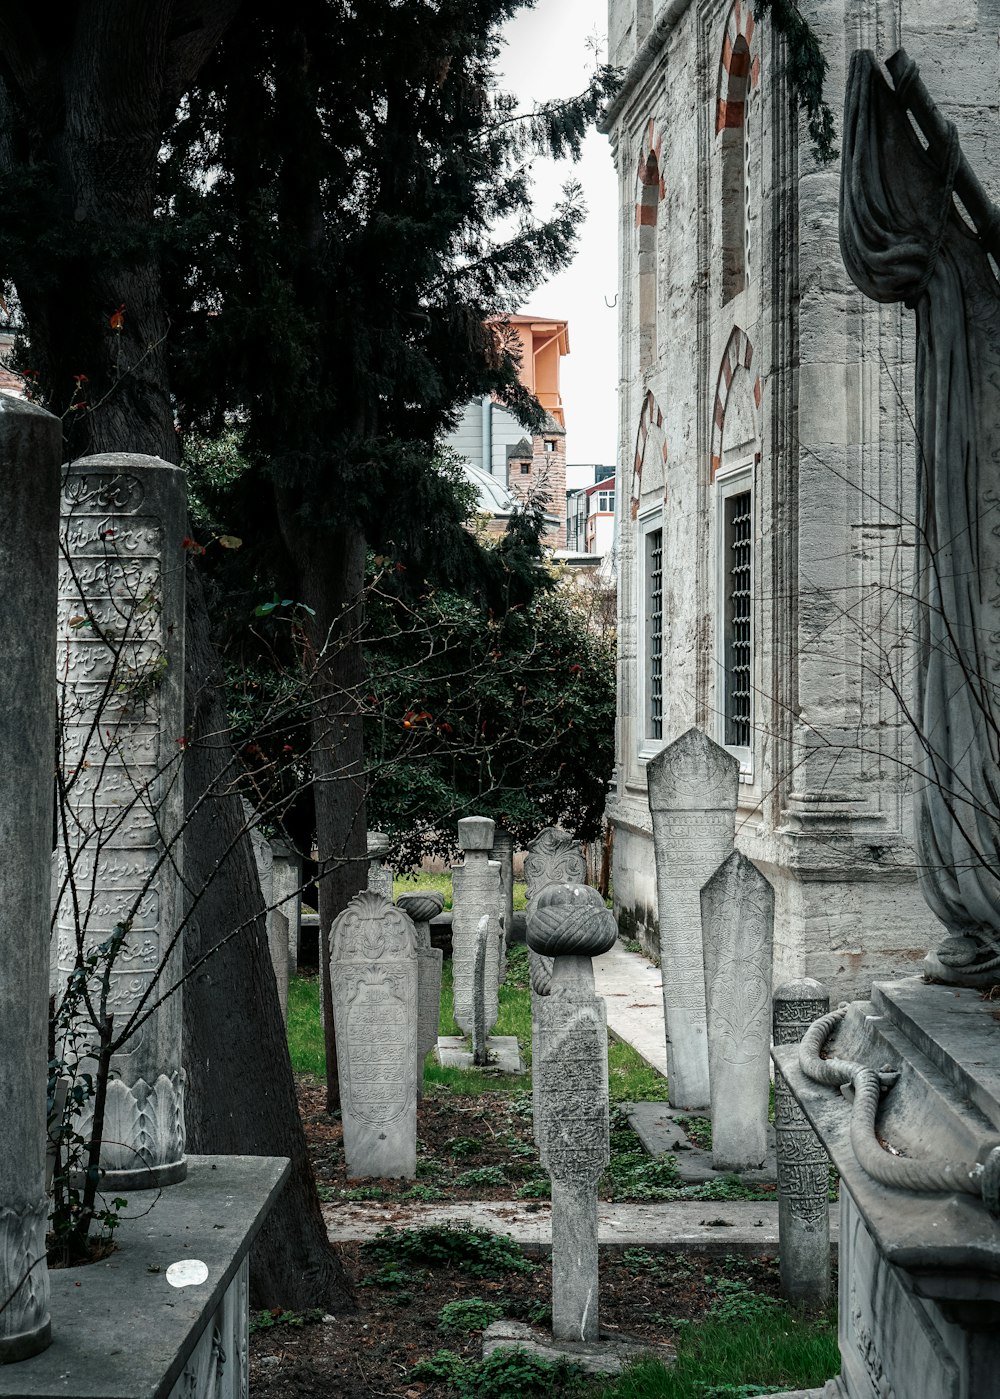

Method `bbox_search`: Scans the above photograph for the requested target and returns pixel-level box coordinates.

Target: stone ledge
[482,1318,674,1376]
[626,1103,777,1184]
[435,1036,525,1074]
[0,1155,289,1398]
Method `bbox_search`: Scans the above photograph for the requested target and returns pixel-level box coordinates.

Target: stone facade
[602,0,1000,999]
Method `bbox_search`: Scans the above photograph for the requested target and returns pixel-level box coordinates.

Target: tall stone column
[451,817,501,1037]
[491,824,515,970]
[55,453,187,1187]
[272,839,302,977]
[772,979,831,1304]
[396,891,444,1095]
[647,728,739,1110]
[528,883,617,1343]
[0,398,60,1362]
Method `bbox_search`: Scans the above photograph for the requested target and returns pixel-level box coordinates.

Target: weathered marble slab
[701,850,773,1171]
[647,728,739,1110]
[395,890,444,1095]
[451,817,501,1038]
[331,892,418,1178]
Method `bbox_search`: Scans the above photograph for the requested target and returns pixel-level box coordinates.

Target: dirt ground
[249,1082,787,1396]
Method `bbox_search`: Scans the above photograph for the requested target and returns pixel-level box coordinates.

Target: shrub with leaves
[364,1226,534,1279]
[437,1297,506,1334]
[411,1346,586,1399]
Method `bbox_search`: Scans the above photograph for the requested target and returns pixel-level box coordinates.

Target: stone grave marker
[396,890,444,1095]
[54,452,188,1188]
[529,883,616,1342]
[450,816,501,1036]
[491,824,515,971]
[331,891,418,1178]
[772,979,831,1304]
[272,838,302,978]
[701,850,774,1171]
[0,399,60,1362]
[647,727,739,1110]
[471,914,491,1066]
[366,830,393,901]
[524,828,587,1139]
[247,813,288,1020]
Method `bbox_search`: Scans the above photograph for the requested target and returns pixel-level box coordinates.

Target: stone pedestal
[0,1155,288,1399]
[451,817,501,1039]
[331,892,418,1179]
[647,729,739,1111]
[54,453,187,1189]
[701,850,773,1172]
[776,978,1000,1399]
[396,890,444,1094]
[772,980,831,1305]
[0,399,60,1363]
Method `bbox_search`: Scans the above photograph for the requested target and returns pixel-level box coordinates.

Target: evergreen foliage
[753,0,837,164]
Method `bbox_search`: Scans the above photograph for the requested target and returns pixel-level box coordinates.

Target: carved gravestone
[491,824,515,971]
[524,828,587,1136]
[247,812,288,1021]
[647,728,739,1110]
[54,453,188,1189]
[331,891,418,1178]
[701,850,774,1171]
[772,979,831,1304]
[0,399,60,1363]
[528,884,617,1343]
[272,838,302,978]
[366,830,393,902]
[472,915,491,1067]
[451,816,502,1037]
[396,890,444,1096]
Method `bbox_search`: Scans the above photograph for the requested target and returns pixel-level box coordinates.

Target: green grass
[593,1306,839,1398]
[288,975,326,1077]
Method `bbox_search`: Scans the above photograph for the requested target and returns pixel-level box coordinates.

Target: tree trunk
[182,564,354,1311]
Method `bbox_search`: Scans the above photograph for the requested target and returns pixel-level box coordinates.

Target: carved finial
[396,890,445,924]
[458,815,495,854]
[367,830,391,861]
[527,882,617,959]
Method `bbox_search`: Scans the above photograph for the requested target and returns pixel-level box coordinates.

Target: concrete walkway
[593,939,667,1077]
[325,1198,839,1256]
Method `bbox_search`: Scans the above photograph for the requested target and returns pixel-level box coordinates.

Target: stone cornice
[598,0,695,135]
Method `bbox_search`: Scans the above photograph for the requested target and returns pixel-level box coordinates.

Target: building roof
[462,461,518,516]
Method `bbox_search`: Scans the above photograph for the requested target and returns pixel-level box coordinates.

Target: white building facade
[603,0,998,998]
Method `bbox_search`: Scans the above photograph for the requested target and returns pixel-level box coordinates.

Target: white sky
[499,0,619,468]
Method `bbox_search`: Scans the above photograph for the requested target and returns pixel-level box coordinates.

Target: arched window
[631,392,668,750]
[716,6,759,304]
[635,129,663,373]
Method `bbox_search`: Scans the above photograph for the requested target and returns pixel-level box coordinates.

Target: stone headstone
[366,830,393,901]
[524,828,587,1132]
[472,915,491,1066]
[451,816,501,1038]
[396,890,445,1095]
[330,891,418,1178]
[491,825,515,966]
[271,839,302,978]
[701,850,774,1171]
[528,883,617,1343]
[0,399,60,1362]
[647,728,739,1109]
[54,453,188,1188]
[772,979,831,1304]
[247,814,288,1021]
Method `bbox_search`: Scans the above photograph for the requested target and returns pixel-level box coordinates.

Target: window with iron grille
[723,489,752,751]
[646,527,664,740]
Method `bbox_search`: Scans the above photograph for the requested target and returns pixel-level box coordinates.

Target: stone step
[324,1197,839,1256]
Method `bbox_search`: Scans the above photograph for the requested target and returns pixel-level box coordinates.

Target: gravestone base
[625,1103,777,1184]
[482,1320,674,1376]
[776,976,1000,1399]
[435,1035,525,1073]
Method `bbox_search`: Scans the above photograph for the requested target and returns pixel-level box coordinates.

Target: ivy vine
[754,0,838,164]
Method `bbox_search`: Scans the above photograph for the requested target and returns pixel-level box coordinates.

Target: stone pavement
[324,1198,839,1256]
[592,938,667,1076]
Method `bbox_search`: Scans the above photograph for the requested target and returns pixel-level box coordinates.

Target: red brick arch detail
[634,117,666,227]
[630,390,669,518]
[715,0,761,133]
[710,327,761,481]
